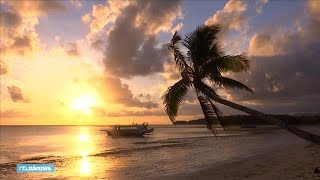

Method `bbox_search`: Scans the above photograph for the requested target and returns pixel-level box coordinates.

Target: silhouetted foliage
[164,24,252,133]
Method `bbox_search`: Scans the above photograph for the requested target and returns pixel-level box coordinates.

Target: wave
[93,142,189,157]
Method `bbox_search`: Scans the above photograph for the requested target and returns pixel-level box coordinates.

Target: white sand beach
[178,142,319,180]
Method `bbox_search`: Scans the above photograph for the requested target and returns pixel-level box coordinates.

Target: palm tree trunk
[207,94,320,145]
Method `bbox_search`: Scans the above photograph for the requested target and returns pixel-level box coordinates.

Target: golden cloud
[248,34,283,57]
[205,0,248,33]
[0,59,8,75]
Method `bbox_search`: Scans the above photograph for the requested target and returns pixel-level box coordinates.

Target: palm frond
[210,76,253,93]
[200,55,250,78]
[208,99,226,131]
[168,32,189,72]
[183,24,221,67]
[171,31,182,45]
[208,42,223,59]
[194,81,220,98]
[197,95,219,136]
[163,79,191,123]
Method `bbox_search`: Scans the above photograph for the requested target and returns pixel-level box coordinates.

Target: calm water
[0,125,315,179]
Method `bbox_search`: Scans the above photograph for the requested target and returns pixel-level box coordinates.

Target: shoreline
[170,141,320,180]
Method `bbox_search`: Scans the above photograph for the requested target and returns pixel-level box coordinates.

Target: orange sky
[1,0,319,125]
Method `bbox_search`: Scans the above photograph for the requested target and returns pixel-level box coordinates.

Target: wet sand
[172,142,320,180]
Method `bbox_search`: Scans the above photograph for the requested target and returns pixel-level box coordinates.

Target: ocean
[0,125,315,179]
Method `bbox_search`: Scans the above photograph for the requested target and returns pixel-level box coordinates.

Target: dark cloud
[92,107,165,117]
[0,1,67,56]
[0,9,22,28]
[7,86,29,103]
[91,102,203,117]
[90,39,105,51]
[0,7,34,55]
[12,36,32,49]
[1,35,34,55]
[103,0,181,78]
[227,1,320,114]
[89,76,158,109]
[66,42,80,56]
[0,60,8,75]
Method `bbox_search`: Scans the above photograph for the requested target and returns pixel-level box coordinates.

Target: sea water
[0,125,315,179]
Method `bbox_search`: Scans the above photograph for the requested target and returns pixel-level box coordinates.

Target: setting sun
[71,95,96,114]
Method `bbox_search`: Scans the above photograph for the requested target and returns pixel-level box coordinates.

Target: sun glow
[71,94,96,114]
[78,134,90,142]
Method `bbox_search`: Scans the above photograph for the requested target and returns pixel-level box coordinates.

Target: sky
[0,0,319,125]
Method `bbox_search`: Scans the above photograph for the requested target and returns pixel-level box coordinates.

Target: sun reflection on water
[80,156,90,175]
[74,127,95,176]
[69,126,117,178]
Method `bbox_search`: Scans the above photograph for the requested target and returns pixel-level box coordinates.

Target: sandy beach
[172,141,320,180]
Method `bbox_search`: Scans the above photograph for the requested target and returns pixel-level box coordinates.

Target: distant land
[175,114,320,126]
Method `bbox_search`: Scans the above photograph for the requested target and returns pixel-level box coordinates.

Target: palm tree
[164,24,320,144]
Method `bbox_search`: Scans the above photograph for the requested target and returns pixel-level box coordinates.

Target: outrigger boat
[102,122,154,137]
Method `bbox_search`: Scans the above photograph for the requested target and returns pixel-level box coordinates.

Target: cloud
[0,9,22,28]
[86,0,131,43]
[204,0,249,54]
[81,13,91,24]
[104,1,182,78]
[161,60,181,83]
[0,60,8,75]
[91,100,203,118]
[84,1,182,78]
[90,39,105,51]
[205,0,248,34]
[0,6,38,56]
[225,1,320,114]
[88,76,158,109]
[256,0,269,14]
[65,42,80,56]
[171,22,183,34]
[5,0,66,16]
[248,33,283,56]
[307,0,320,40]
[0,1,65,57]
[92,107,165,117]
[7,86,30,103]
[307,0,320,21]
[0,110,29,118]
[71,0,82,8]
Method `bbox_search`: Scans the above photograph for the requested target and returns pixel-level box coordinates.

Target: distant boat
[101,122,154,137]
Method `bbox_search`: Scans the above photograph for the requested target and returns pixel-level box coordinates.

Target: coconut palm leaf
[195,82,225,130]
[163,24,320,144]
[210,76,253,93]
[168,32,190,72]
[200,55,250,78]
[197,95,219,136]
[208,99,226,131]
[215,55,250,72]
[164,79,191,123]
[183,24,221,67]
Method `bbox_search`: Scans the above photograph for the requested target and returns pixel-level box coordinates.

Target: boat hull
[106,128,154,137]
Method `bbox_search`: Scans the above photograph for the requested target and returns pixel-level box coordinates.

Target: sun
[71,94,96,114]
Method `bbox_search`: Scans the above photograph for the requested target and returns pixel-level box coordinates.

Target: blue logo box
[16,164,55,173]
